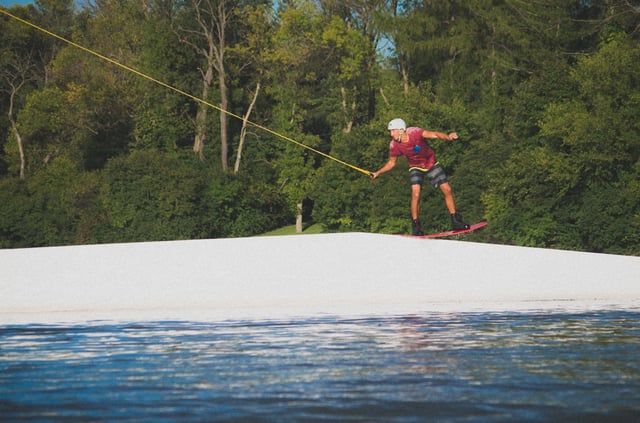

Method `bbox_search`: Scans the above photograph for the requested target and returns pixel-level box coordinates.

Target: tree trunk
[8,105,26,179]
[218,65,228,171]
[180,0,231,168]
[8,83,26,178]
[401,58,410,94]
[213,0,229,171]
[194,65,213,160]
[340,85,356,133]
[296,202,303,234]
[234,82,261,174]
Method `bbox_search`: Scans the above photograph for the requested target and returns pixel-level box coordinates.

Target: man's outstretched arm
[371,156,397,179]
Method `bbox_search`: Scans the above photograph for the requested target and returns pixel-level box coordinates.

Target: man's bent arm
[423,130,458,141]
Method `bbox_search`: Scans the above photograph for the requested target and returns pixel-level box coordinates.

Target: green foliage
[0,158,100,247]
[312,160,373,232]
[275,133,319,216]
[482,148,580,248]
[0,177,33,248]
[576,172,640,255]
[540,35,640,181]
[202,172,291,238]
[261,222,325,236]
[130,9,198,152]
[14,80,131,172]
[98,150,207,242]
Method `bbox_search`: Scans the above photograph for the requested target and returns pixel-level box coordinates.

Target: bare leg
[439,182,456,214]
[441,182,469,229]
[411,184,421,220]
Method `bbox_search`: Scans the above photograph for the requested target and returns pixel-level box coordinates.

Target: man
[370,118,469,235]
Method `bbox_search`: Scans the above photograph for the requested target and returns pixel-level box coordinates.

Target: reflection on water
[1,310,639,421]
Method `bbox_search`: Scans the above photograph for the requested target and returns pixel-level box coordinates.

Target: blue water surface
[1,310,639,422]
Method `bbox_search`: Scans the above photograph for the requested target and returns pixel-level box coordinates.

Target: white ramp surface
[1,233,639,323]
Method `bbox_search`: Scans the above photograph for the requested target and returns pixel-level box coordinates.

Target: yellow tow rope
[0,8,372,176]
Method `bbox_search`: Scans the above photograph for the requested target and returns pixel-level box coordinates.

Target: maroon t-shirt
[389,127,437,169]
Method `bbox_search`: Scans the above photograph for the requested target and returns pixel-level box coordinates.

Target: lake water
[1,309,639,422]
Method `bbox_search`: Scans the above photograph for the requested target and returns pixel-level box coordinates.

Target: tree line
[1,0,638,255]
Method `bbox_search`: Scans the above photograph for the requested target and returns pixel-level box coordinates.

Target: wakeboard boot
[451,213,470,231]
[411,219,424,236]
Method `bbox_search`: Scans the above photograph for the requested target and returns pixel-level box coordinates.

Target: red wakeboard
[403,221,487,239]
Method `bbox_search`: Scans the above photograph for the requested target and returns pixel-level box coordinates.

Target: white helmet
[387,118,406,130]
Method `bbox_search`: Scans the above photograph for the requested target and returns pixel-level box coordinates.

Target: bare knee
[411,185,421,199]
[440,182,452,196]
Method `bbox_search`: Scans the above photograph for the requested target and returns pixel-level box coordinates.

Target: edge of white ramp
[1,233,639,323]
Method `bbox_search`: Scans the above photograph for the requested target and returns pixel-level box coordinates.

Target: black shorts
[409,164,448,188]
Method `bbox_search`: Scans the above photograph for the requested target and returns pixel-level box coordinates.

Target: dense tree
[131,0,199,153]
[483,34,640,254]
[1,50,33,178]
[1,4,55,177]
[174,0,231,164]
[228,2,273,173]
[98,150,209,242]
[0,157,100,247]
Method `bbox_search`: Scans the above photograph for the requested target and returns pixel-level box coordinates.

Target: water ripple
[1,310,639,421]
